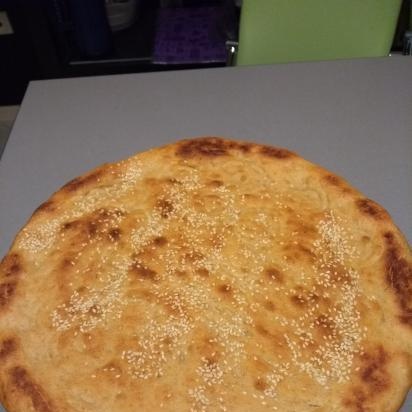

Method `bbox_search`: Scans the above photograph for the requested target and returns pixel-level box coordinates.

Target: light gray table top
[0,57,411,411]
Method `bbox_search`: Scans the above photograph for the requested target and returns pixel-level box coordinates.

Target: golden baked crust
[0,137,411,412]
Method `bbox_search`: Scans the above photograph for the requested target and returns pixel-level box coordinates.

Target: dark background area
[0,0,410,106]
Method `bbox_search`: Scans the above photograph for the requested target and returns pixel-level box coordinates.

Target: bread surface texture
[0,137,411,412]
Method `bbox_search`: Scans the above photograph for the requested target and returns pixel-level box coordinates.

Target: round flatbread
[0,137,411,412]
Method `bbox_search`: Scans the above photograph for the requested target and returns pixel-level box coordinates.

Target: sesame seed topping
[27,152,374,410]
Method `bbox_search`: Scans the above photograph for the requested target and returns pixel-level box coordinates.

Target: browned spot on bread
[63,169,103,192]
[101,361,123,378]
[283,243,315,264]
[130,263,158,282]
[176,137,232,157]
[356,199,387,220]
[59,257,74,270]
[1,253,23,277]
[290,294,306,307]
[153,236,168,246]
[237,143,252,152]
[61,220,80,231]
[315,314,333,330]
[273,335,288,353]
[87,304,102,317]
[0,281,17,309]
[161,336,173,347]
[62,209,123,241]
[254,377,268,391]
[343,346,391,411]
[302,224,317,236]
[217,283,232,296]
[87,221,98,237]
[134,289,155,304]
[76,285,87,294]
[204,355,219,366]
[163,294,187,316]
[296,244,315,258]
[208,179,224,187]
[263,300,276,311]
[256,324,270,337]
[314,315,336,340]
[156,199,174,218]
[196,268,210,278]
[290,289,319,308]
[383,231,412,325]
[260,146,294,159]
[184,251,204,263]
[329,263,353,285]
[176,138,253,158]
[251,357,272,375]
[132,244,156,265]
[165,177,180,185]
[289,220,318,238]
[10,366,54,412]
[0,338,16,359]
[191,334,220,360]
[265,267,284,283]
[360,347,390,391]
[33,200,55,215]
[323,174,353,194]
[108,228,121,241]
[324,174,341,186]
[79,330,105,356]
[343,388,369,412]
[243,193,258,201]
[85,211,107,236]
[173,270,188,278]
[56,329,73,352]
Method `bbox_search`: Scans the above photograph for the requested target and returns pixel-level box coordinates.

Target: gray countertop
[0,56,411,411]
